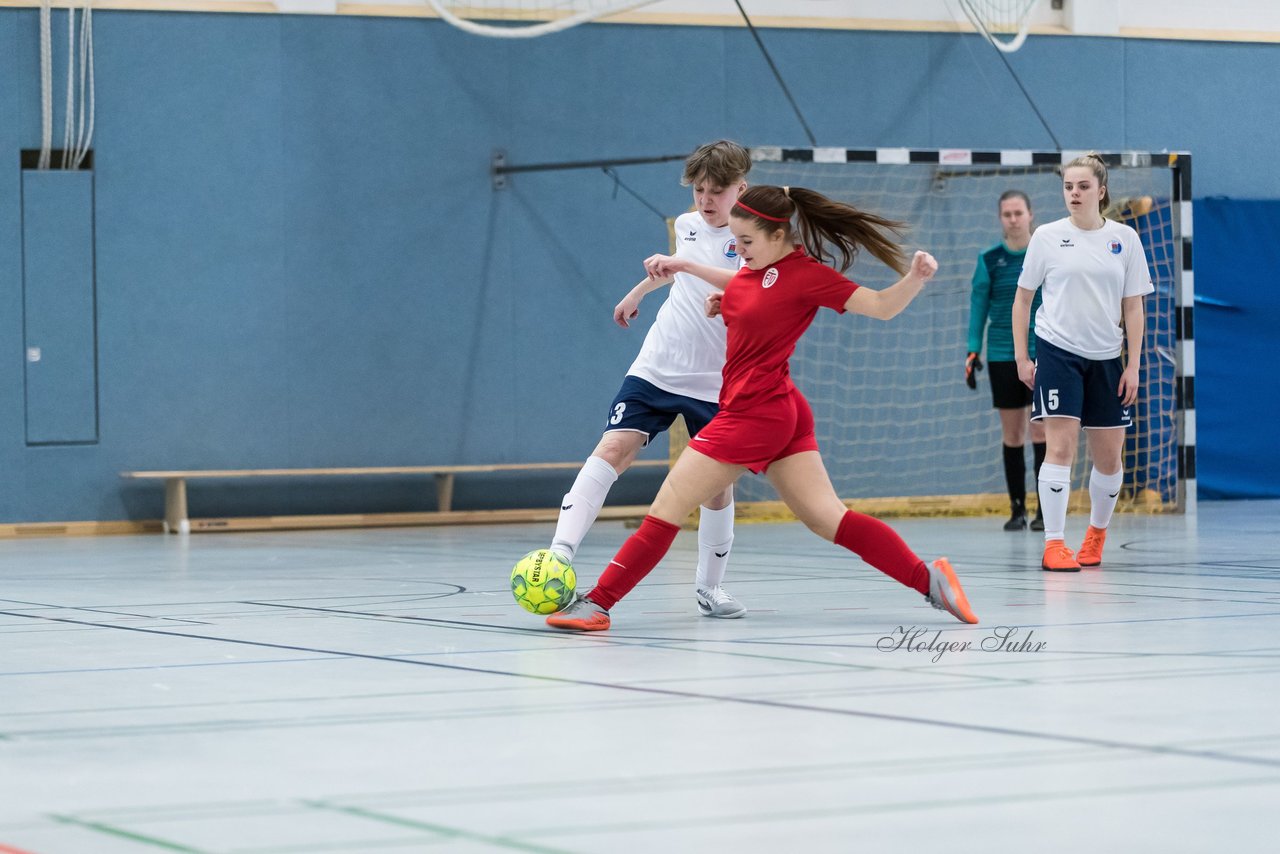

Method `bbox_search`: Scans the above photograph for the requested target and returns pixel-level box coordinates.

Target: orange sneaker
[1041,539,1081,572]
[545,594,611,631]
[925,558,979,624]
[1078,525,1107,567]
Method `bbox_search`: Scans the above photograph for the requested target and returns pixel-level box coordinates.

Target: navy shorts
[1031,338,1133,429]
[604,375,719,446]
[988,360,1033,409]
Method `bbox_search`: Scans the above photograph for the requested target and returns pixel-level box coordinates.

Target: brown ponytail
[731,185,908,276]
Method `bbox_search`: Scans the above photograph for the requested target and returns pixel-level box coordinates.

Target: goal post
[711,146,1194,519]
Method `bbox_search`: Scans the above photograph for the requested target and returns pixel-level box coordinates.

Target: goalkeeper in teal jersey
[966,190,1047,531]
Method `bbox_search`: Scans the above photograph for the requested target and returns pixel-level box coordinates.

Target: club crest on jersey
[762,268,779,289]
[723,239,737,259]
[1109,240,1122,254]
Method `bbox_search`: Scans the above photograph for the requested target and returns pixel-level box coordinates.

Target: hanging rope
[602,167,668,223]
[949,0,1059,148]
[73,2,96,169]
[61,5,75,169]
[41,1,95,171]
[38,0,53,169]
[732,0,818,147]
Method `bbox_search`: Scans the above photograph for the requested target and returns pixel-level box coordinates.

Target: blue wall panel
[0,15,24,520]
[0,11,1277,519]
[20,169,98,444]
[91,13,289,471]
[1193,198,1280,499]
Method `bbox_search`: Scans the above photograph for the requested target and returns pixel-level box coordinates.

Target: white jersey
[1017,216,1154,360]
[626,211,740,402]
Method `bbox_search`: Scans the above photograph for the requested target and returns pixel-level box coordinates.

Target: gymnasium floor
[1,500,1276,853]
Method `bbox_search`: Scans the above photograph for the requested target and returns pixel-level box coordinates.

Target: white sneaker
[696,586,747,619]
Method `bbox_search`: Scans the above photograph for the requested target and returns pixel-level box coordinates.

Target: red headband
[734,200,790,223]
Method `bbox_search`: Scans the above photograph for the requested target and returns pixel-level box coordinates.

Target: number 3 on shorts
[1047,389,1059,411]
[610,402,626,425]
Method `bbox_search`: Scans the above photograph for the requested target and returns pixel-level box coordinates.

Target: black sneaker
[1029,510,1045,532]
[1003,512,1027,531]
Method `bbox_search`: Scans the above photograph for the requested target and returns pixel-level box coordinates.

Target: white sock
[1088,466,1124,529]
[1038,463,1072,542]
[695,501,735,590]
[549,456,618,563]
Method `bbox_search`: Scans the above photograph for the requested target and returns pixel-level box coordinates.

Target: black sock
[1002,444,1027,513]
[1032,442,1047,515]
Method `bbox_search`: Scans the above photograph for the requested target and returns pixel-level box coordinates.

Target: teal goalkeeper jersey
[968,241,1041,361]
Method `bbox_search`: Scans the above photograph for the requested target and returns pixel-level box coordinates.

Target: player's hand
[1118,364,1140,406]
[614,292,642,328]
[1017,358,1036,390]
[705,292,723,319]
[644,253,683,279]
[910,251,938,282]
[965,352,983,389]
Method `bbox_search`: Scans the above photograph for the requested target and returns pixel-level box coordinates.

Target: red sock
[835,511,930,595]
[586,515,680,610]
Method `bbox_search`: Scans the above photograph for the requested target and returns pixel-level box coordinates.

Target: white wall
[629,0,1280,40]
[12,1,1280,42]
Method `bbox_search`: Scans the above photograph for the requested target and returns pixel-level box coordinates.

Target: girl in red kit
[547,185,979,631]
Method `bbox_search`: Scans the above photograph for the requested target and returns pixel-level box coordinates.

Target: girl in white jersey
[547,140,751,618]
[1012,154,1154,572]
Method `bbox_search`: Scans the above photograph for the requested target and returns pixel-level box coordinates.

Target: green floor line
[304,801,575,854]
[48,814,208,853]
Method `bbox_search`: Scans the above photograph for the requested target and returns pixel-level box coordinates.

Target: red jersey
[718,248,859,410]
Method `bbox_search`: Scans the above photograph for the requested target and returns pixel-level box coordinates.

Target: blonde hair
[682,140,752,188]
[1063,153,1110,214]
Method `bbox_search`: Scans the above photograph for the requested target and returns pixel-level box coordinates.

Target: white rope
[62,6,76,169]
[38,0,53,169]
[73,2,95,169]
[424,0,648,38]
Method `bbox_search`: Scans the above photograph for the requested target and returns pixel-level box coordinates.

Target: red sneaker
[1078,525,1107,567]
[1042,539,1081,572]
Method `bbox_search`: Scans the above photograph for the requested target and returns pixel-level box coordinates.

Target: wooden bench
[120,461,668,534]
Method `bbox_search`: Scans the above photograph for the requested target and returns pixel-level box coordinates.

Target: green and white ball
[511,549,577,615]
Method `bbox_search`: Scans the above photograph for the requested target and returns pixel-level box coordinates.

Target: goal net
[730,147,1193,517]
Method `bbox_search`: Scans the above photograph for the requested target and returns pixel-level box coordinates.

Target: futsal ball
[510,549,576,615]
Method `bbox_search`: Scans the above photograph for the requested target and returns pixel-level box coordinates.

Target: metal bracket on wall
[491,150,508,190]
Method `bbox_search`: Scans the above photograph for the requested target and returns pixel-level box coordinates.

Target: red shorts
[688,386,819,474]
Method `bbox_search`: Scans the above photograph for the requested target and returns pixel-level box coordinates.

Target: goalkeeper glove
[965,352,984,389]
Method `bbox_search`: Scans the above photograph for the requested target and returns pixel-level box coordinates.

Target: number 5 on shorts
[1047,389,1059,411]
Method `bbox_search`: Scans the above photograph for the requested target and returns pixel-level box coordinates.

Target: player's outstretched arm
[643,254,735,290]
[844,251,937,321]
[615,275,673,328]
